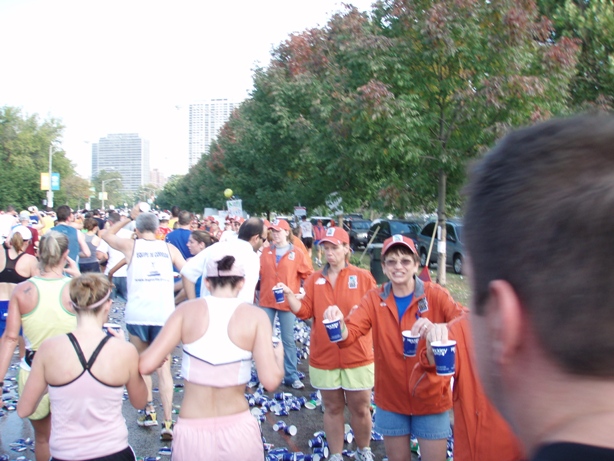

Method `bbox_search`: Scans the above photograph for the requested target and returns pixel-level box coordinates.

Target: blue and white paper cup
[102,323,121,336]
[323,318,343,342]
[273,287,285,303]
[402,330,421,357]
[431,340,457,376]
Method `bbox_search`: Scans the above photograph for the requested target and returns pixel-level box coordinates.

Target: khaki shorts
[18,368,50,420]
[309,364,374,391]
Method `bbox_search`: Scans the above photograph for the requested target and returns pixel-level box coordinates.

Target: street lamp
[47,141,60,209]
[101,178,120,210]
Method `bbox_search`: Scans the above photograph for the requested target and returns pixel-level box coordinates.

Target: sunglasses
[384,258,415,268]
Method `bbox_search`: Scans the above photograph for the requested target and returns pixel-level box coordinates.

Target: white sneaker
[291,379,305,389]
[329,454,344,461]
[356,447,375,461]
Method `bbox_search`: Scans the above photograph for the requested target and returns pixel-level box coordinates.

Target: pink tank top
[181,296,252,387]
[48,334,128,460]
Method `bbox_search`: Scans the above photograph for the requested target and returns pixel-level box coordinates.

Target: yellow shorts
[309,364,374,391]
[18,368,50,421]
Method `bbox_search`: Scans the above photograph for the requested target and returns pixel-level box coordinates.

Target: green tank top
[21,276,76,351]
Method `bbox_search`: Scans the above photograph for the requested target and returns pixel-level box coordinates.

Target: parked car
[343,218,372,251]
[417,219,464,274]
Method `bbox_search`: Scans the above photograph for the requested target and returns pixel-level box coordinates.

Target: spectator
[259,219,313,389]
[464,114,614,460]
[324,235,464,461]
[278,226,377,461]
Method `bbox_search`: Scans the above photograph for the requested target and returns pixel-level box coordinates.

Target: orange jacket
[341,278,463,415]
[416,315,525,461]
[260,244,313,311]
[291,237,314,271]
[297,264,376,370]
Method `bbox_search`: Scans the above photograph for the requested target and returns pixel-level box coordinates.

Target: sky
[0,0,374,179]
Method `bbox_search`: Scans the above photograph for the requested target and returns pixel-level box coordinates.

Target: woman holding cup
[259,218,312,389]
[17,273,147,461]
[276,226,377,461]
[324,235,464,461]
[139,242,285,461]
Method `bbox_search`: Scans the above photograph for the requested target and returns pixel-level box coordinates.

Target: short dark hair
[464,114,614,376]
[55,205,72,222]
[237,217,264,242]
[178,210,192,226]
[171,205,180,217]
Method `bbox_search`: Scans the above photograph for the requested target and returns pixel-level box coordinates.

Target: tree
[370,0,580,283]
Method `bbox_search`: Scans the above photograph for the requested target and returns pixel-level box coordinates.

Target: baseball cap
[268,219,290,232]
[205,242,246,277]
[10,225,32,241]
[320,227,349,245]
[138,202,151,213]
[382,234,418,257]
[19,211,30,221]
[159,212,170,221]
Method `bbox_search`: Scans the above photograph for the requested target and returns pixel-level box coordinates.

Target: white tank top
[181,296,252,387]
[125,239,175,325]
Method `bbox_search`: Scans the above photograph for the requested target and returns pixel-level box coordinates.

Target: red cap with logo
[320,226,349,245]
[268,219,290,232]
[382,234,417,257]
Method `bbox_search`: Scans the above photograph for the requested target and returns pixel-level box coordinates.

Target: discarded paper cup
[304,401,316,410]
[273,421,287,432]
[284,424,298,436]
[323,318,343,342]
[402,330,420,357]
[431,340,457,376]
[272,336,281,348]
[102,323,121,336]
[273,287,285,303]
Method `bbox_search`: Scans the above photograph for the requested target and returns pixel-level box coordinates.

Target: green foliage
[0,106,86,211]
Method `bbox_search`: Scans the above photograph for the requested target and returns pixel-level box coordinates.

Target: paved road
[0,300,420,461]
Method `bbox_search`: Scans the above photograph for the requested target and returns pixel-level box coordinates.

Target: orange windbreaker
[291,237,314,271]
[340,277,464,415]
[260,244,313,311]
[296,264,376,370]
[413,314,525,461]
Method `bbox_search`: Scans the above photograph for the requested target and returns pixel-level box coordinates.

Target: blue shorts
[126,324,163,344]
[374,407,451,440]
[0,300,8,337]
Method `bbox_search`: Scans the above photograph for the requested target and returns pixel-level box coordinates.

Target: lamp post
[101,178,120,211]
[47,143,56,209]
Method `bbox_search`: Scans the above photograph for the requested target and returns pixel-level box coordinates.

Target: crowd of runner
[3,116,614,461]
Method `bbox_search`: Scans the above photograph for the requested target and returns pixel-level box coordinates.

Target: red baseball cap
[320,227,349,245]
[268,219,290,232]
[382,234,417,257]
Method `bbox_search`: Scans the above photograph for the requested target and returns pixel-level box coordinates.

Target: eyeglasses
[384,258,415,268]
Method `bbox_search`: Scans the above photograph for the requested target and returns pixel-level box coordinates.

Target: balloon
[224,188,233,198]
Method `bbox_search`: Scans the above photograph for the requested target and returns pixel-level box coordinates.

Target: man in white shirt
[96,211,132,301]
[181,217,266,304]
[299,215,314,258]
[0,206,18,245]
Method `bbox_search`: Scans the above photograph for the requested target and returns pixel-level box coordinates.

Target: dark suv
[417,219,464,274]
[343,218,372,251]
[367,218,422,248]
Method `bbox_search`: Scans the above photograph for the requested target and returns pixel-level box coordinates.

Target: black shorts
[302,237,314,249]
[51,445,136,461]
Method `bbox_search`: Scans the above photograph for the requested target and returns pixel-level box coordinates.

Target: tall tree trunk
[437,169,447,286]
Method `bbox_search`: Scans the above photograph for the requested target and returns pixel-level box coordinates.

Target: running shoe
[137,410,158,427]
[329,454,344,461]
[356,447,375,461]
[291,379,305,390]
[160,420,174,441]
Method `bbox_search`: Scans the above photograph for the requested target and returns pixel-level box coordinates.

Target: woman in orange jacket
[325,235,464,461]
[277,227,377,461]
[421,316,526,461]
[259,219,312,389]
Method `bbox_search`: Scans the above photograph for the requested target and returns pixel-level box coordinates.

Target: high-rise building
[91,133,150,192]
[188,98,237,167]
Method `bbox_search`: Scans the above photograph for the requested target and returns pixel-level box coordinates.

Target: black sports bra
[0,247,28,284]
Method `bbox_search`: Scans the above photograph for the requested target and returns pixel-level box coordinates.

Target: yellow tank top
[21,276,76,351]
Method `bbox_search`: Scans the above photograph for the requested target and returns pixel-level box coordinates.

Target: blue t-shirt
[394,293,414,321]
[165,228,191,260]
